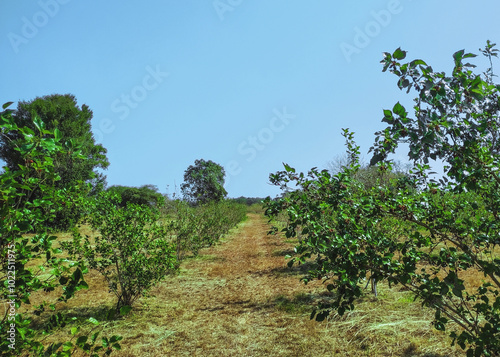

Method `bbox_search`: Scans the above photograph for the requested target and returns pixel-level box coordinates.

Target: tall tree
[0,94,109,228]
[181,159,227,205]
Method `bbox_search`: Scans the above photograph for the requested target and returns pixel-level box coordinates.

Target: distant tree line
[230,196,265,206]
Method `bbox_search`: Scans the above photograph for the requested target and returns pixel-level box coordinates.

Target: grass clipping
[33,214,463,356]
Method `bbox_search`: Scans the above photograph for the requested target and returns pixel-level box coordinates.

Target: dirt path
[112,213,333,356]
[107,213,460,357]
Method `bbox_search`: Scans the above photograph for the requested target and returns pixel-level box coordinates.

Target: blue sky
[1,1,499,198]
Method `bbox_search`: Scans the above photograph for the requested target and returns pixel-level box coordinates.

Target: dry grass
[28,213,467,356]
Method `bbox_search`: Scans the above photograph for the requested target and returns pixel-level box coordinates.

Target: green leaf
[88,317,99,325]
[452,284,465,298]
[91,332,100,343]
[2,102,14,109]
[453,49,465,62]
[102,337,109,348]
[316,311,328,321]
[33,116,45,132]
[110,335,123,343]
[463,53,477,59]
[76,335,88,346]
[392,102,406,116]
[382,110,394,124]
[18,327,28,339]
[284,163,295,173]
[120,305,132,316]
[72,268,83,281]
[40,138,57,151]
[76,280,89,291]
[62,341,73,352]
[338,306,346,316]
[410,59,427,67]
[393,48,406,60]
[54,128,62,141]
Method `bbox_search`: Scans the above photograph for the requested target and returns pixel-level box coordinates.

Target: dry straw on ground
[34,213,463,356]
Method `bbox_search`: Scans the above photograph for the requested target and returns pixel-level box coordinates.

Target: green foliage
[0,94,109,230]
[265,43,500,356]
[106,184,164,208]
[0,103,119,356]
[168,200,247,261]
[181,159,227,205]
[65,192,177,311]
[329,152,411,192]
[231,196,266,206]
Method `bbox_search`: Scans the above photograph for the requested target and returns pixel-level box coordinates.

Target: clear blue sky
[1,1,499,198]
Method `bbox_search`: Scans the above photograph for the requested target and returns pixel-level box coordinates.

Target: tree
[181,159,227,205]
[0,94,109,229]
[265,43,500,356]
[0,103,121,355]
[328,152,410,191]
[107,184,164,207]
[367,44,500,355]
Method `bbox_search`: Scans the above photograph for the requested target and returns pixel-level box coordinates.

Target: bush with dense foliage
[0,103,120,356]
[65,192,178,311]
[265,44,500,356]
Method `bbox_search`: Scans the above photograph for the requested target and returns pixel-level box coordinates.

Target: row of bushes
[165,200,247,261]
[0,103,247,354]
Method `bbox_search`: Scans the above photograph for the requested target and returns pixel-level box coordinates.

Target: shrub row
[166,200,247,261]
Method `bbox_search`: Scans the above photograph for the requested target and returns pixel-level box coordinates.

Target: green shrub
[265,43,500,356]
[65,192,177,311]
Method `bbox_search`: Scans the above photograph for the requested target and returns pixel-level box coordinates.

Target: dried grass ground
[57,213,462,356]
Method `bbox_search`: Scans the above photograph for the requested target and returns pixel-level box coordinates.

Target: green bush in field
[65,192,177,311]
[265,43,500,356]
[0,103,121,356]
